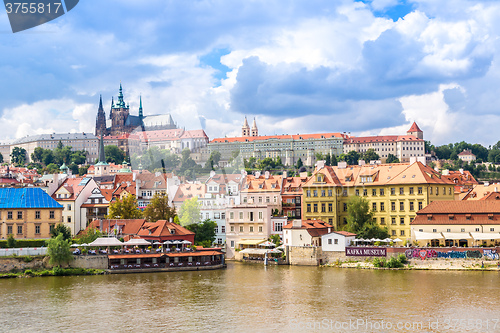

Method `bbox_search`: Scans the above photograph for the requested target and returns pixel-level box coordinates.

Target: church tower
[95,95,107,136]
[407,122,423,140]
[242,116,250,137]
[110,83,130,135]
[251,117,258,137]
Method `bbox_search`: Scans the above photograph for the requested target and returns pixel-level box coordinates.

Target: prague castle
[95,84,178,136]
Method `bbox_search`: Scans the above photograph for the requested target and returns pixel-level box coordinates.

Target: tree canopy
[386,153,399,163]
[344,196,389,239]
[185,218,217,247]
[107,194,143,219]
[10,147,27,165]
[50,224,72,241]
[178,197,201,226]
[143,192,176,222]
[362,148,379,163]
[47,234,73,267]
[105,145,125,164]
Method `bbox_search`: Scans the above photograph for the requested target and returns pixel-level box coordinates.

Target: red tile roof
[417,200,500,214]
[210,132,343,143]
[408,122,423,133]
[344,135,423,144]
[334,231,357,237]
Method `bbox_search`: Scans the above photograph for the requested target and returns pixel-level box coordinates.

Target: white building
[321,231,357,252]
[283,219,333,247]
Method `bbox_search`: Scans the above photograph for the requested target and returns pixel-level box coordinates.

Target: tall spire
[139,95,143,119]
[95,95,106,136]
[117,83,125,108]
[251,117,258,137]
[98,94,103,111]
[110,96,114,119]
[99,132,106,163]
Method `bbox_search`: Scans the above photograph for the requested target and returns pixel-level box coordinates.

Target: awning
[237,239,266,246]
[470,232,500,240]
[442,232,472,240]
[88,237,124,247]
[239,248,269,255]
[413,231,444,240]
[124,238,151,246]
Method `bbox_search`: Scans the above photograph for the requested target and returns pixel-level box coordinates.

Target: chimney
[442,169,449,176]
[316,160,325,170]
[459,169,464,174]
[265,171,270,179]
[255,171,261,179]
[292,219,302,228]
[133,172,136,181]
[338,161,347,169]
[358,160,365,166]
[210,170,216,178]
[282,171,287,179]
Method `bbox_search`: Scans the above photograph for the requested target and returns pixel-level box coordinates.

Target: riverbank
[0,267,106,279]
[323,258,500,271]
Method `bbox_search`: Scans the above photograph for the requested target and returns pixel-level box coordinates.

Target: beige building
[225,204,273,258]
[343,122,425,163]
[457,149,476,162]
[0,188,63,240]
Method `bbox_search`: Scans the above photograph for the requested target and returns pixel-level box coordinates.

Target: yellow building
[302,161,455,242]
[0,188,63,240]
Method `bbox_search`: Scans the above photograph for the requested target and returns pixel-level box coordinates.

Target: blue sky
[1,0,500,146]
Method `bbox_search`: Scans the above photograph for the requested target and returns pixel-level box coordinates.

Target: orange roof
[458,150,475,156]
[52,177,88,201]
[86,219,146,236]
[441,170,478,187]
[283,219,333,237]
[344,135,423,144]
[407,122,423,133]
[173,183,205,202]
[243,174,282,193]
[333,231,357,237]
[137,220,195,239]
[281,176,307,195]
[210,132,343,144]
[462,183,500,201]
[418,200,500,214]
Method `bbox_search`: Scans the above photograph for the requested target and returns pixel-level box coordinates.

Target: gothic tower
[95,95,107,136]
[251,117,258,137]
[242,116,250,137]
[110,83,130,135]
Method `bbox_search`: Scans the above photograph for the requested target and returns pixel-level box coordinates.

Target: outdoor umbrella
[163,240,173,245]
[393,238,403,242]
[259,241,276,247]
[181,240,192,244]
[276,244,286,249]
[124,238,151,246]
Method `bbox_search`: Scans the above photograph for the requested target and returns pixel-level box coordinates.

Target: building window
[321,203,326,213]
[430,187,433,195]
[230,226,235,232]
[400,230,405,236]
[221,226,225,233]
[214,226,219,233]
[275,222,283,232]
[409,187,414,195]
[7,211,12,220]
[17,211,23,219]
[35,225,41,234]
[221,212,226,220]
[418,201,423,210]
[355,189,359,196]
[391,218,396,225]
[391,188,395,195]
[490,228,495,232]
[418,187,423,194]
[239,212,243,220]
[321,190,325,197]
[391,202,396,211]
[328,190,332,197]
[50,211,55,219]
[380,217,385,225]
[436,187,439,195]
[372,203,377,211]
[334,239,338,245]
[313,190,317,197]
[306,190,311,197]
[372,189,377,196]
[475,228,480,232]
[410,202,414,211]
[258,211,263,220]
[380,202,385,211]
[363,189,367,196]
[259,226,263,232]
[239,226,244,232]
[67,204,71,211]
[328,203,333,212]
[249,226,254,232]
[380,189,385,196]
[392,230,396,236]
[343,217,347,225]
[328,218,333,224]
[230,212,234,220]
[343,203,347,212]
[313,204,318,213]
[328,239,332,245]
[399,187,404,195]
[249,212,254,221]
[214,212,220,219]
[230,241,234,248]
[50,225,55,233]
[433,229,437,232]
[400,217,405,225]
[67,216,71,223]
[400,202,404,211]
[306,204,311,213]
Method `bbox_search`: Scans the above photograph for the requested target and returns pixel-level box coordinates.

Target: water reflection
[0,264,498,332]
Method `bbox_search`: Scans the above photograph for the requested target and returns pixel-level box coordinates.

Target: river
[1,263,499,332]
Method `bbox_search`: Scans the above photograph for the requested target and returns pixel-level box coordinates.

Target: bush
[0,239,46,248]
[24,269,34,276]
[373,257,386,268]
[22,255,34,263]
[386,256,404,268]
[7,234,17,248]
[397,254,408,265]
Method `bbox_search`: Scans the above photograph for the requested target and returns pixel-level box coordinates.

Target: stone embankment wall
[69,255,108,269]
[0,257,47,272]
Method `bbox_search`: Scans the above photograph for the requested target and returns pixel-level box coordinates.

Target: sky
[1,0,500,147]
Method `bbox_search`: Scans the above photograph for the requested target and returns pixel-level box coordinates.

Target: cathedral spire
[139,95,143,119]
[110,96,114,119]
[117,83,125,107]
[95,95,106,136]
[98,132,106,163]
[98,94,103,111]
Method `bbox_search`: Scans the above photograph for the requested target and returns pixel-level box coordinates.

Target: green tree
[362,148,379,163]
[178,197,201,226]
[10,147,27,165]
[105,145,125,164]
[70,150,87,165]
[345,150,360,165]
[78,165,90,176]
[42,149,54,166]
[330,154,338,166]
[107,194,142,219]
[68,163,79,175]
[296,158,303,169]
[43,163,60,174]
[143,192,176,222]
[47,234,73,267]
[325,153,331,166]
[31,147,45,163]
[269,234,281,246]
[344,196,389,239]
[386,154,400,163]
[185,219,217,247]
[7,234,17,248]
[74,228,103,245]
[0,152,3,163]
[50,224,72,241]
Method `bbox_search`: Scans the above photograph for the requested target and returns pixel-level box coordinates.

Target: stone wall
[288,246,323,266]
[0,257,47,272]
[70,255,108,269]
